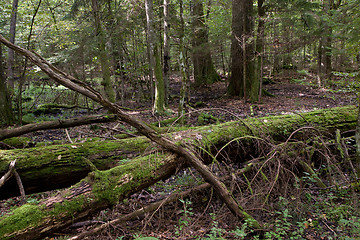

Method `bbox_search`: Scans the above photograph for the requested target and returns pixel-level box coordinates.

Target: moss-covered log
[0,105,357,239]
[0,105,357,199]
[0,136,151,198]
[0,152,180,240]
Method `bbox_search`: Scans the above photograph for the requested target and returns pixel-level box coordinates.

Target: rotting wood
[0,106,357,198]
[0,34,261,231]
[0,114,117,141]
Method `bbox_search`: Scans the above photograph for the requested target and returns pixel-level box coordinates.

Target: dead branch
[0,160,16,188]
[0,114,117,141]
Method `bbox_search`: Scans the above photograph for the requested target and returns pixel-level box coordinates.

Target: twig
[65,128,73,143]
[13,170,26,203]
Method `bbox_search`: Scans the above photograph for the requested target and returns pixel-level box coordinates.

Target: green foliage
[175,199,194,237]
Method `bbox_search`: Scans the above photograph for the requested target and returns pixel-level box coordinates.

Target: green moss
[2,137,31,148]
[91,153,169,204]
[0,204,45,238]
[50,195,90,218]
[0,137,152,182]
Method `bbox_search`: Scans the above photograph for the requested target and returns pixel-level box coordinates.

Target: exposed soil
[0,70,358,240]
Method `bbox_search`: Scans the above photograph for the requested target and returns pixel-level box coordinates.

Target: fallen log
[0,135,152,198]
[0,105,357,198]
[0,114,117,141]
[0,34,261,228]
[0,106,357,239]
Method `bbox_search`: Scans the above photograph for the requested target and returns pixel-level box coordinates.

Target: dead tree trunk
[0,105,357,199]
[0,114,117,141]
[0,34,261,228]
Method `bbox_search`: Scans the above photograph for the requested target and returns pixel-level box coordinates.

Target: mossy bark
[0,105,357,199]
[0,153,180,240]
[0,136,151,198]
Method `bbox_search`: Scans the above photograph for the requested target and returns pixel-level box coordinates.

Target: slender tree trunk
[191,0,220,87]
[317,0,333,87]
[178,0,189,125]
[163,0,170,106]
[0,44,15,125]
[7,0,19,90]
[146,0,166,114]
[91,0,116,103]
[256,0,265,101]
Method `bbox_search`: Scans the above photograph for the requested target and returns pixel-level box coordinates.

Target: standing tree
[7,0,19,90]
[228,0,258,102]
[145,0,166,114]
[178,0,189,124]
[191,0,220,87]
[255,0,265,100]
[163,0,170,106]
[0,43,15,125]
[91,0,116,103]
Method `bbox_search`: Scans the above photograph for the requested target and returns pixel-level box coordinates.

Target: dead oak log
[0,105,357,198]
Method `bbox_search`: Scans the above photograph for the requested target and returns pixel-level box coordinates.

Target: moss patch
[0,204,45,239]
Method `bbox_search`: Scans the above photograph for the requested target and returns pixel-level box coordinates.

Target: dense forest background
[0,0,359,124]
[1,0,360,239]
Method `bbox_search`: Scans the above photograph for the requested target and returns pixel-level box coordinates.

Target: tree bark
[7,0,19,90]
[0,105,357,199]
[0,43,15,125]
[228,0,257,101]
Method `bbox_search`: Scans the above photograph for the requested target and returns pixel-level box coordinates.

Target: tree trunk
[228,0,257,101]
[317,0,333,87]
[178,0,189,125]
[191,0,220,87]
[0,43,15,126]
[7,0,19,90]
[255,0,265,101]
[145,0,166,114]
[1,105,357,199]
[163,0,170,106]
[91,0,116,103]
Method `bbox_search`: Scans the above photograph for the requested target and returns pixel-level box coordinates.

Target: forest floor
[1,70,359,240]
